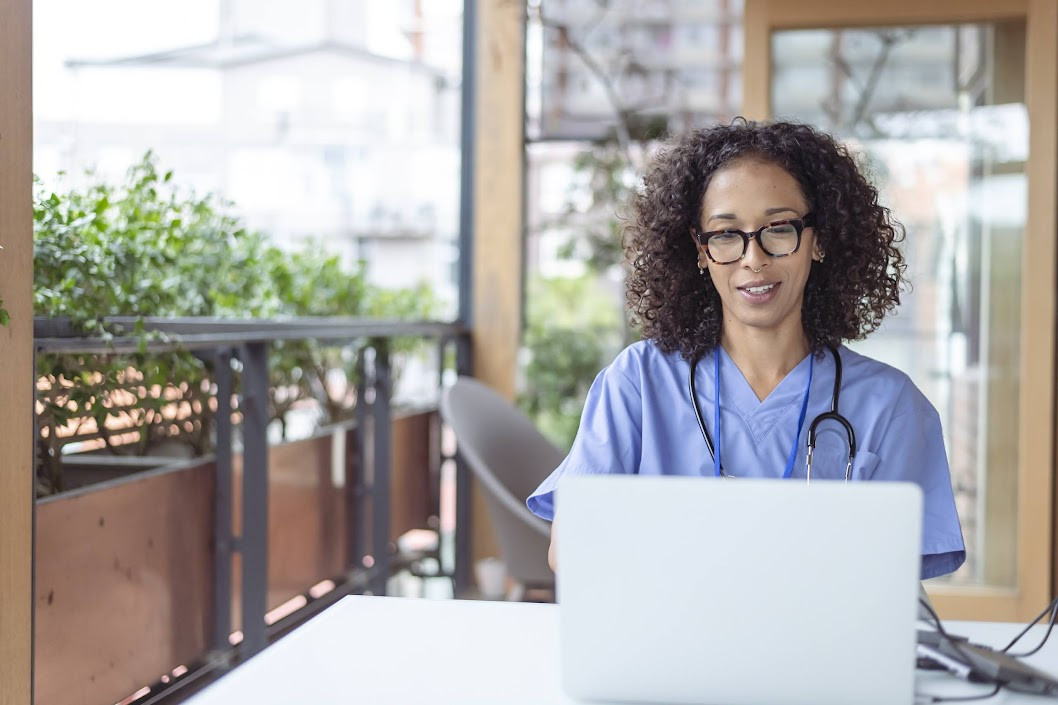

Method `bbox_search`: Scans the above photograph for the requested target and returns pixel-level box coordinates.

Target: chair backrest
[440,377,564,586]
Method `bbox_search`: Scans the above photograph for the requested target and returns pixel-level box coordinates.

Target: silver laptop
[557,475,923,705]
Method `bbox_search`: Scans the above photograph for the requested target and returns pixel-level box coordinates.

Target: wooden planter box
[33,410,438,705]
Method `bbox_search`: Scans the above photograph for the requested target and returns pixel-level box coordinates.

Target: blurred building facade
[533,0,742,141]
[34,0,463,309]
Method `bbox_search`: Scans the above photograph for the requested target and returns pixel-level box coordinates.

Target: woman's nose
[741,237,769,271]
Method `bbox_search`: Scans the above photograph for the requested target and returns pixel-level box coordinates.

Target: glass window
[773,22,1028,587]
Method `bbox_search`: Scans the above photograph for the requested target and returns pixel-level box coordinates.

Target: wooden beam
[0,0,34,701]
[470,0,526,565]
[760,0,1027,29]
[741,0,771,121]
[1022,0,1058,617]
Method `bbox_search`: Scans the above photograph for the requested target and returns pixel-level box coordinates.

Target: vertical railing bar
[350,344,369,572]
[436,336,458,580]
[457,0,476,331]
[428,390,443,528]
[453,334,474,594]
[454,0,476,596]
[211,347,235,653]
[428,336,446,525]
[239,342,269,656]
[437,334,450,386]
[370,340,393,595]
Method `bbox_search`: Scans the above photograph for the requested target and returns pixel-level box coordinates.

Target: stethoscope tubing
[688,343,857,481]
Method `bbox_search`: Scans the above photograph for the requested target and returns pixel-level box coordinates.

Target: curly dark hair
[624,119,906,362]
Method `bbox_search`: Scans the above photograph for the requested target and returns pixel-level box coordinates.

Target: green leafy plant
[34,157,261,492]
[34,154,435,495]
[263,244,436,432]
[34,158,281,323]
[519,275,623,450]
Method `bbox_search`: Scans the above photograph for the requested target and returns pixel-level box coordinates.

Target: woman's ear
[812,240,825,263]
[691,228,710,269]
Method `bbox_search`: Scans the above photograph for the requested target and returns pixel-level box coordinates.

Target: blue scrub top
[527,340,966,580]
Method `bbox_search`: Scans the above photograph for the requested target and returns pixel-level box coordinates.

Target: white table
[185,596,1057,704]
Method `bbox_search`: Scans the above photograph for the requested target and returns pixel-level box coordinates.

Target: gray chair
[440,376,562,597]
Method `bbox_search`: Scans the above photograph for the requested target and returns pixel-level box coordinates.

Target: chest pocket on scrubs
[808,428,881,481]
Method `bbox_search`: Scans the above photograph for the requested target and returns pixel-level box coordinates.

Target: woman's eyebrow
[706,206,799,224]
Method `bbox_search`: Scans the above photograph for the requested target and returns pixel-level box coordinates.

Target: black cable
[918,597,982,667]
[917,683,1002,703]
[916,598,1005,702]
[917,593,1058,702]
[1000,595,1057,652]
[1004,596,1058,658]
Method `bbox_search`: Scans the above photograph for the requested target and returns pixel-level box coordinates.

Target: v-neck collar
[717,345,814,422]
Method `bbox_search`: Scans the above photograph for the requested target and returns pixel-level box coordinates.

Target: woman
[527,119,965,580]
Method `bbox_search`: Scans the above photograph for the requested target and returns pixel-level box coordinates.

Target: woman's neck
[720,325,811,402]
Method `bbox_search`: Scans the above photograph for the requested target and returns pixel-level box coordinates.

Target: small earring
[818,252,826,262]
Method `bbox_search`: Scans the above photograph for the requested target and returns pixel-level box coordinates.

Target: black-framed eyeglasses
[692,212,814,265]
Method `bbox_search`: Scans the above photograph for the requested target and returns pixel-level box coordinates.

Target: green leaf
[32,150,443,462]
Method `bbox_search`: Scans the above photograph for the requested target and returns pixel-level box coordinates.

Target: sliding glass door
[744,0,1056,622]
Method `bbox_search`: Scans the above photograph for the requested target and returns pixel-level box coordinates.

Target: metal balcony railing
[33,316,473,704]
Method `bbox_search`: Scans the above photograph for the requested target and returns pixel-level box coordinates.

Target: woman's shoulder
[836,345,936,418]
[835,345,907,378]
[610,339,688,376]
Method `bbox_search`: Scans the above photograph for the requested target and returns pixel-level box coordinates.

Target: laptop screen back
[557,476,923,705]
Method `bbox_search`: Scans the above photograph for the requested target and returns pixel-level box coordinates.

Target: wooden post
[0,0,35,701]
[470,0,526,564]
[1023,0,1058,614]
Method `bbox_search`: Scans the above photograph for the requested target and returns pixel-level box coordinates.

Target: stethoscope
[688,344,857,482]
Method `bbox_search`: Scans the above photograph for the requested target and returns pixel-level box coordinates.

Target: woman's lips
[737,281,780,304]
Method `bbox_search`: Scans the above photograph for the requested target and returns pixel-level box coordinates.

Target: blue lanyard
[713,349,814,479]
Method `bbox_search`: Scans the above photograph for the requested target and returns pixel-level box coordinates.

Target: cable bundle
[916,596,1058,702]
